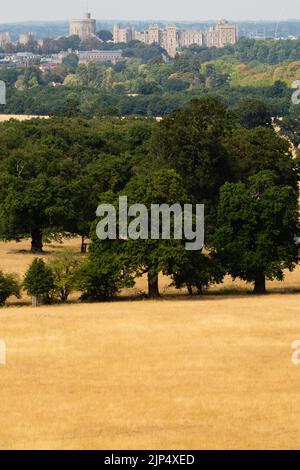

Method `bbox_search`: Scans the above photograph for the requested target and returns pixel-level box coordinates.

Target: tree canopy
[213,171,299,293]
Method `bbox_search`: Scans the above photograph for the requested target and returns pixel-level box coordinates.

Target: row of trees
[0,96,297,300]
[0,116,153,252]
[1,36,298,119]
[182,38,300,65]
[0,78,292,120]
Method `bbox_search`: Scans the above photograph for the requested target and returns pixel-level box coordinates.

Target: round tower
[69,12,96,40]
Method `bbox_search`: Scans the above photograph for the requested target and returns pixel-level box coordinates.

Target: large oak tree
[213,171,299,294]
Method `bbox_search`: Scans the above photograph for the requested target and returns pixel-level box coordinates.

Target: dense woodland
[0,95,298,304]
[1,37,300,119]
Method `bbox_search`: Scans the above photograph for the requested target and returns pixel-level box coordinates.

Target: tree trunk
[31,228,43,253]
[187,285,193,296]
[197,284,204,296]
[61,290,69,303]
[31,295,41,307]
[254,273,266,294]
[148,270,160,299]
[81,235,87,254]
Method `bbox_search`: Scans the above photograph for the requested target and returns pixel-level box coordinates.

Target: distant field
[0,239,299,450]
[0,115,49,122]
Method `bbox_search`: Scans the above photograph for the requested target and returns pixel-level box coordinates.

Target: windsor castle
[113,20,238,57]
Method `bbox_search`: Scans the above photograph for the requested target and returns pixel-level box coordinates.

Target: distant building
[52,49,125,66]
[69,12,97,40]
[19,32,35,45]
[0,32,12,47]
[113,25,134,44]
[113,19,238,57]
[178,29,204,48]
[77,50,124,64]
[0,52,38,67]
[161,25,177,58]
[205,19,238,48]
[134,29,147,44]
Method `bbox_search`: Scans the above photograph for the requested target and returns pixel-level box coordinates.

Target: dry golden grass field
[0,115,49,122]
[0,238,299,450]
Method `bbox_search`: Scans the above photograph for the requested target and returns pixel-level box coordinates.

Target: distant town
[0,11,239,67]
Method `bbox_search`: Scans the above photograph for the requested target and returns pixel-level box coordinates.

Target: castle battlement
[113,20,238,57]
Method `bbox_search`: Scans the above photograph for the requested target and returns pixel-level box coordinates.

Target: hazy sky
[0,0,298,22]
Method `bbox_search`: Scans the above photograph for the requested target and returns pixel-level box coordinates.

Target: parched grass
[0,115,49,122]
[207,285,251,296]
[0,239,299,449]
[0,296,300,449]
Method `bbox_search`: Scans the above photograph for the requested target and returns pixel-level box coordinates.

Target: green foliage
[62,53,79,74]
[23,259,54,300]
[117,169,191,298]
[63,92,81,116]
[48,249,82,302]
[0,117,152,250]
[163,78,190,92]
[96,30,113,42]
[2,35,300,118]
[171,252,224,295]
[0,120,80,251]
[0,90,297,301]
[200,62,229,89]
[151,97,232,238]
[279,105,300,148]
[224,127,299,189]
[75,241,134,301]
[234,38,300,65]
[213,171,299,293]
[0,271,21,306]
[233,97,272,129]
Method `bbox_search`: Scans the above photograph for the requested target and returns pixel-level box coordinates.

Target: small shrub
[48,249,82,303]
[23,259,54,305]
[0,271,21,306]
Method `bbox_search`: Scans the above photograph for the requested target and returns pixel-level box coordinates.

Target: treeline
[0,39,298,118]
[0,73,292,119]
[0,96,298,305]
[184,37,300,65]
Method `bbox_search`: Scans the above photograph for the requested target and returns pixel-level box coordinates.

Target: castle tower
[162,25,177,58]
[69,11,97,40]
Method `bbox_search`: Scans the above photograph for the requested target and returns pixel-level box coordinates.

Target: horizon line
[0,18,300,25]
